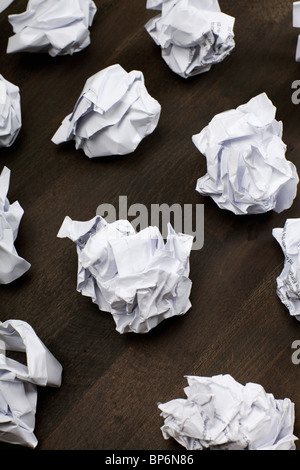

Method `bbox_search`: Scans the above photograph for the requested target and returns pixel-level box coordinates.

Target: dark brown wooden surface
[0,0,299,451]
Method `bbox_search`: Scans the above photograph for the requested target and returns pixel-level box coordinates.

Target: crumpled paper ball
[0,74,21,148]
[145,0,235,78]
[57,215,193,334]
[0,167,31,284]
[193,93,299,215]
[0,319,63,448]
[0,0,15,14]
[293,2,300,61]
[158,374,297,450]
[6,0,97,56]
[273,218,300,321]
[52,64,161,158]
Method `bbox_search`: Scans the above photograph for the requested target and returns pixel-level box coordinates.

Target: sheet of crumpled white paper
[273,218,300,321]
[57,215,193,334]
[293,2,300,61]
[0,319,62,448]
[0,0,14,13]
[7,0,97,56]
[145,0,235,78]
[0,167,31,284]
[158,374,298,450]
[193,93,299,215]
[0,74,22,148]
[52,64,161,158]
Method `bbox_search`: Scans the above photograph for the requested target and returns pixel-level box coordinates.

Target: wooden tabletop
[0,0,299,451]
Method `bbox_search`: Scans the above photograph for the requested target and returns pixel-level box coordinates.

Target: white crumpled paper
[0,167,31,284]
[6,0,97,56]
[193,93,299,215]
[0,0,14,13]
[57,215,193,334]
[273,218,300,321]
[293,2,300,61]
[52,64,161,158]
[0,74,21,148]
[145,0,235,78]
[0,319,62,448]
[158,374,297,450]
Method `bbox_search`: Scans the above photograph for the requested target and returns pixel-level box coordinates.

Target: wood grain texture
[0,0,299,450]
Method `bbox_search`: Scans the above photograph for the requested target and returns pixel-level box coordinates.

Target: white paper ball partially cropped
[0,0,15,14]
[193,93,299,215]
[0,319,62,448]
[158,374,297,450]
[273,218,300,321]
[293,2,300,61]
[7,0,97,57]
[145,0,235,78]
[0,75,21,148]
[52,64,161,158]
[0,167,31,284]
